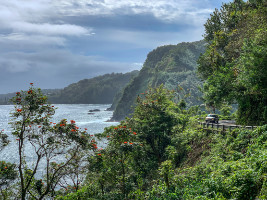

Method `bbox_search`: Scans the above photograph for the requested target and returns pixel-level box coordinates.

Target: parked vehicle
[205,114,219,123]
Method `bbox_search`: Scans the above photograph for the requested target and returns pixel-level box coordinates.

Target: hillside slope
[112,40,206,121]
[48,71,139,104]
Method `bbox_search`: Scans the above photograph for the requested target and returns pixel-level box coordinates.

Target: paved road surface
[219,120,236,126]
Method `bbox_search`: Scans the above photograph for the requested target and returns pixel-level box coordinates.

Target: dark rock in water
[105,107,113,111]
[89,109,100,112]
[0,133,10,146]
[88,112,95,115]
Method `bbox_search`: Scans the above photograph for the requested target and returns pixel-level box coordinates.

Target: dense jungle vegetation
[111,40,206,121]
[0,0,266,199]
[1,84,266,199]
[197,0,267,125]
[0,71,138,105]
[48,71,139,104]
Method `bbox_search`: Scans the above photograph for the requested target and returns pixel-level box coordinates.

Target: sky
[0,0,231,94]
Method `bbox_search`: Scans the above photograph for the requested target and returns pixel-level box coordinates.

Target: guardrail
[198,122,257,132]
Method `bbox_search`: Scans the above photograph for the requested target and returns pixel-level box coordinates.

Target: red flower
[70,120,75,124]
[28,90,32,94]
[133,132,137,135]
[16,138,20,141]
[30,83,33,85]
[38,126,42,128]
[124,142,127,144]
[97,154,101,156]
[129,143,133,145]
[84,128,87,130]
[71,129,76,132]
[16,92,20,95]
[17,109,22,112]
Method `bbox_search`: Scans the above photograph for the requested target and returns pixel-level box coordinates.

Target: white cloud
[0,0,92,37]
[11,22,91,36]
[0,33,66,47]
[0,0,224,93]
[0,50,133,74]
[97,28,204,49]
[52,0,213,25]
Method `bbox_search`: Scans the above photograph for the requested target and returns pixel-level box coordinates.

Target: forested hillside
[1,1,266,199]
[0,72,138,105]
[111,40,206,121]
[56,86,266,200]
[48,71,138,104]
[198,0,267,125]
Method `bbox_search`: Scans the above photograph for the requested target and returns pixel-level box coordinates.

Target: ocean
[0,104,119,176]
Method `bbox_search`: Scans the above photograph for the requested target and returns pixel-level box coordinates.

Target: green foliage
[198,0,267,125]
[48,71,138,104]
[219,103,232,117]
[6,84,96,200]
[23,2,267,199]
[128,86,179,165]
[112,41,206,121]
[145,125,267,200]
[0,160,17,197]
[56,84,266,199]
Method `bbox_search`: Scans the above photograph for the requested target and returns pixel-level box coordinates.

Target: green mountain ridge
[111,40,206,121]
[0,71,139,105]
[48,71,139,104]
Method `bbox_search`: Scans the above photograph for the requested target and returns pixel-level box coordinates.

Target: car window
[208,114,217,117]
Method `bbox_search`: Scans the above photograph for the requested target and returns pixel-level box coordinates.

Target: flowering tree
[87,123,141,199]
[10,84,94,200]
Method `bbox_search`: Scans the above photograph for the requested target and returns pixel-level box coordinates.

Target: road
[218,120,236,126]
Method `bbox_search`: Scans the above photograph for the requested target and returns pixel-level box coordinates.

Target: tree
[128,86,179,166]
[0,161,17,199]
[88,124,140,199]
[198,0,267,125]
[9,84,94,199]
